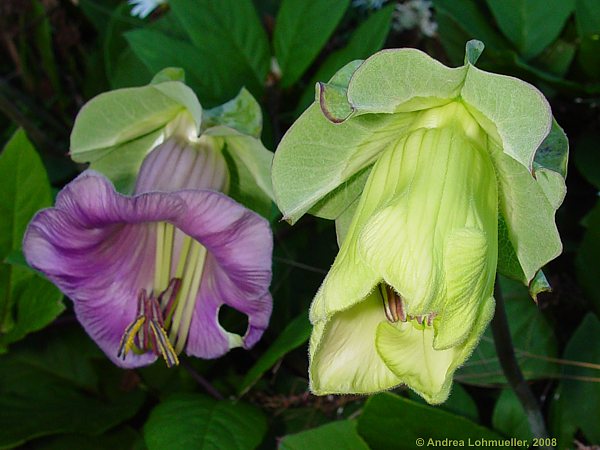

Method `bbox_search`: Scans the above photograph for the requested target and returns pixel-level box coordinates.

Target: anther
[379,284,406,323]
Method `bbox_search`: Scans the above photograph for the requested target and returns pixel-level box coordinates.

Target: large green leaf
[238,312,311,395]
[407,382,479,423]
[576,0,600,79]
[574,131,600,190]
[103,4,150,89]
[143,394,267,450]
[296,4,394,113]
[456,276,558,385]
[274,0,350,88]
[433,0,511,62]
[357,393,505,450]
[170,0,270,98]
[577,203,600,316]
[125,29,221,104]
[0,331,145,448]
[552,314,600,445]
[0,130,63,350]
[31,427,140,450]
[280,420,369,450]
[492,389,533,441]
[486,0,575,59]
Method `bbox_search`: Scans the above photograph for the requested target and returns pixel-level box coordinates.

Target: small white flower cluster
[128,0,167,18]
[393,0,437,37]
[352,0,389,9]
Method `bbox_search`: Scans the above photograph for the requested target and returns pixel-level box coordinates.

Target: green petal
[376,296,496,404]
[435,228,495,350]
[376,320,458,403]
[358,117,497,316]
[310,292,401,395]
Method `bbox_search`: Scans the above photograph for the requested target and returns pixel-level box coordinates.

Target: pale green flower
[272,42,567,404]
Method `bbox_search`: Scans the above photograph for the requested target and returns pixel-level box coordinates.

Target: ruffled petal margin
[24,171,272,367]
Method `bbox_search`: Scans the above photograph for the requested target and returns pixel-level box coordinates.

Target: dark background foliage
[0,0,598,448]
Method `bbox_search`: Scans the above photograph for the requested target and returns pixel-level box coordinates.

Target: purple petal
[24,172,186,367]
[185,256,273,359]
[134,138,229,194]
[170,190,273,357]
[24,171,273,366]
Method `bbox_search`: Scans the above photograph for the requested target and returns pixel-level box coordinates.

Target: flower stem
[491,276,552,449]
[180,359,223,400]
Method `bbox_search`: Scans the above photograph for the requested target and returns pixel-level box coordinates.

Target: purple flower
[23,138,273,368]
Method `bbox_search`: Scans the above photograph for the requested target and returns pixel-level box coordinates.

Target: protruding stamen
[379,284,406,323]
[118,282,181,366]
[149,321,179,368]
[426,312,437,326]
[118,315,146,359]
[415,315,424,325]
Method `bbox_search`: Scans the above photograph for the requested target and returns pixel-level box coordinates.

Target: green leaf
[0,267,65,352]
[576,0,600,79]
[407,382,479,422]
[492,389,533,441]
[280,420,369,450]
[549,384,578,450]
[103,4,149,89]
[31,427,140,450]
[357,392,504,450]
[203,88,263,138]
[0,129,52,262]
[296,4,394,113]
[125,29,221,104]
[143,394,267,450]
[574,131,600,189]
[170,0,270,97]
[238,312,311,395]
[577,201,600,316]
[0,129,63,349]
[433,0,511,56]
[534,38,577,77]
[485,0,575,59]
[274,0,350,88]
[457,276,558,385]
[554,314,600,444]
[0,343,145,448]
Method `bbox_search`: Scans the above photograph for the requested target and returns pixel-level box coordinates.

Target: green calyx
[273,41,568,404]
[70,69,275,217]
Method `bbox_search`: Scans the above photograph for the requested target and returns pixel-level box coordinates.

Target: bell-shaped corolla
[272,41,567,404]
